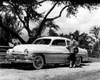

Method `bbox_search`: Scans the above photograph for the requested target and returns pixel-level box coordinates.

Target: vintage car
[6,37,89,69]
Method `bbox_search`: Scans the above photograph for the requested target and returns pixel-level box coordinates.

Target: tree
[45,21,59,36]
[78,33,89,49]
[0,27,12,45]
[73,30,80,41]
[90,26,100,39]
[0,0,44,43]
[0,0,100,44]
[90,26,100,57]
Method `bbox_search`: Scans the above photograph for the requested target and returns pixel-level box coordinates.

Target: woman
[68,34,78,68]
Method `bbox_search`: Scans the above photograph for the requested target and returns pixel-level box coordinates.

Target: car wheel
[33,55,44,70]
[75,56,82,66]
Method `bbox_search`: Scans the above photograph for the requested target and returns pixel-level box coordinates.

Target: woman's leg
[73,61,76,68]
[69,61,73,68]
[72,55,76,68]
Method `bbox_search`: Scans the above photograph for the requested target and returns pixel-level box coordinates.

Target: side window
[52,39,66,46]
[33,39,51,45]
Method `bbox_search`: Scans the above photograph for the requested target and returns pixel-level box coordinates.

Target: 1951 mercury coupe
[6,37,89,69]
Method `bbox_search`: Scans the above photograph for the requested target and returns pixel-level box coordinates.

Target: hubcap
[33,56,44,69]
[34,57,42,67]
[75,57,81,66]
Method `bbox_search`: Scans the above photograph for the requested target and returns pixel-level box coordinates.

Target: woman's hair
[70,34,75,38]
[70,34,79,41]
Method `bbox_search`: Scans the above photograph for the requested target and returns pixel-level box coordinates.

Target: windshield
[33,39,51,45]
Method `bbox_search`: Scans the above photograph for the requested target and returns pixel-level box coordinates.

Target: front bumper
[6,53,33,63]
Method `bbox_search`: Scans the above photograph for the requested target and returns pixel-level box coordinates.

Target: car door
[45,39,70,64]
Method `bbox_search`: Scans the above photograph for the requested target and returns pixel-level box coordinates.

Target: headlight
[24,49,29,54]
[6,50,10,54]
[6,49,13,54]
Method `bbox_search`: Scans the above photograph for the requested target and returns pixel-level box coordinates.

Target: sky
[21,1,100,40]
[55,7,100,34]
[36,2,100,34]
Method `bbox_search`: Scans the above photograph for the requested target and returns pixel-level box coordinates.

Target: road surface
[0,58,100,80]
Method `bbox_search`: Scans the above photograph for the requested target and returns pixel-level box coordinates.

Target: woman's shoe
[73,65,76,68]
[69,66,72,68]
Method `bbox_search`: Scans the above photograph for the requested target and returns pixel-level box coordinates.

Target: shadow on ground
[0,57,99,70]
[0,62,90,70]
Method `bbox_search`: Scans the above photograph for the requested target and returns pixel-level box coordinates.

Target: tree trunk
[26,30,37,43]
[27,18,46,44]
[0,17,27,44]
[27,37,36,44]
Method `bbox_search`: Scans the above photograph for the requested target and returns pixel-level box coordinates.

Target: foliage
[59,30,92,49]
[0,0,100,44]
[45,21,59,36]
[0,0,44,43]
[92,40,100,58]
[73,30,80,41]
[90,26,100,39]
[48,29,58,36]
[0,27,12,45]
[59,32,72,39]
[89,25,100,57]
[78,33,89,49]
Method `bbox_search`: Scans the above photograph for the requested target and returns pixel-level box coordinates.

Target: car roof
[37,36,70,41]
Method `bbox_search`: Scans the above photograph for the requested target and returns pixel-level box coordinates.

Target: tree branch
[8,1,31,32]
[46,5,68,21]
[27,1,58,43]
[26,8,30,28]
[16,10,31,33]
[36,1,58,37]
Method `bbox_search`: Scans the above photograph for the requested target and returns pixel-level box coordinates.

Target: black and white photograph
[0,0,100,80]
